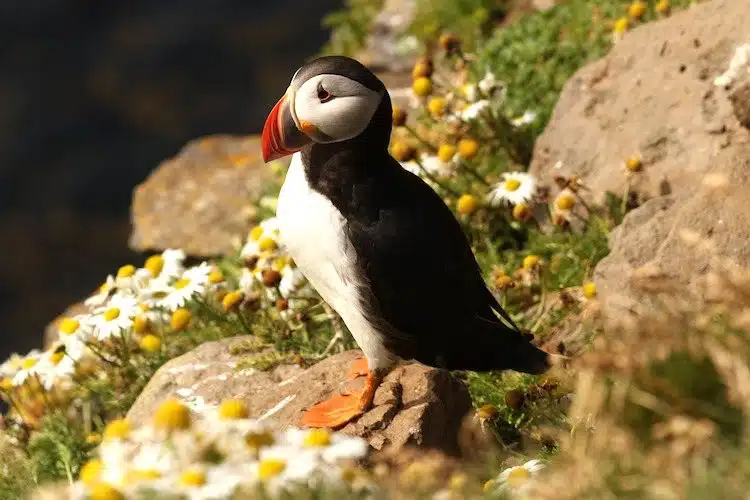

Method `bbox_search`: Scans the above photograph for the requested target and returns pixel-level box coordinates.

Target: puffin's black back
[299,59,549,375]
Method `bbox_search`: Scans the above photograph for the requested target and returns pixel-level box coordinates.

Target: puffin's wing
[345,161,545,372]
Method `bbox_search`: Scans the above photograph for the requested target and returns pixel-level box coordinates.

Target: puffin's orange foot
[301,371,380,429]
[346,357,369,381]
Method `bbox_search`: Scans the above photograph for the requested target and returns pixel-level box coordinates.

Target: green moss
[409,0,510,51]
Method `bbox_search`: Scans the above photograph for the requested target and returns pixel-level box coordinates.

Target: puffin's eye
[317,83,334,103]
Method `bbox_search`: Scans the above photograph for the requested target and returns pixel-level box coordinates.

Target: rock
[529,0,750,207]
[129,135,278,257]
[356,0,418,76]
[594,136,750,319]
[729,82,750,129]
[127,337,473,455]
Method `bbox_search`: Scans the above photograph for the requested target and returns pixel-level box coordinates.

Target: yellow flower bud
[456,194,478,216]
[153,398,191,431]
[392,106,407,127]
[139,334,162,353]
[628,1,646,19]
[222,291,244,312]
[218,399,250,420]
[583,281,598,299]
[437,144,456,163]
[170,308,192,331]
[522,255,540,271]
[390,142,416,162]
[427,97,447,118]
[458,138,479,160]
[412,77,433,97]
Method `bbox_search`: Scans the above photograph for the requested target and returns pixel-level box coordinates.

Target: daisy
[477,69,504,97]
[175,464,245,500]
[487,172,537,207]
[490,459,545,497]
[459,83,478,103]
[11,350,43,386]
[90,295,139,341]
[162,263,212,311]
[241,219,283,261]
[281,428,368,464]
[239,268,258,294]
[511,110,537,127]
[420,154,455,178]
[460,100,491,121]
[399,160,423,177]
[84,275,117,308]
[0,353,25,379]
[36,346,76,391]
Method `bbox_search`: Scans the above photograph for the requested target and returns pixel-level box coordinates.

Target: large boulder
[129,135,277,257]
[128,337,473,455]
[529,0,750,206]
[594,140,750,319]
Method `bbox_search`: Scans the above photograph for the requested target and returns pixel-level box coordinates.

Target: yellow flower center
[583,281,598,299]
[504,178,521,192]
[390,141,415,162]
[139,334,162,353]
[303,429,332,448]
[103,419,130,440]
[272,256,289,271]
[179,470,206,487]
[153,398,191,431]
[507,467,532,488]
[258,237,278,252]
[103,308,121,322]
[245,431,275,451]
[80,458,103,486]
[89,483,125,500]
[132,316,149,334]
[258,458,286,479]
[59,318,80,335]
[0,378,13,391]
[22,358,38,370]
[171,308,192,331]
[222,291,244,312]
[144,255,164,276]
[249,226,264,241]
[218,399,249,420]
[208,270,224,284]
[49,351,65,365]
[125,468,162,484]
[174,278,191,290]
[522,255,540,270]
[116,265,136,279]
[86,432,101,445]
[555,194,575,211]
[437,144,457,163]
[456,194,478,216]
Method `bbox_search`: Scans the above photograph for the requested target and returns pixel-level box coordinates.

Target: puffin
[261,55,550,429]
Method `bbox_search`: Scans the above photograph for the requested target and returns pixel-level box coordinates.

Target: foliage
[320,0,385,56]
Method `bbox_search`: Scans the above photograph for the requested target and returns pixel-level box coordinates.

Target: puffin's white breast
[276,153,394,371]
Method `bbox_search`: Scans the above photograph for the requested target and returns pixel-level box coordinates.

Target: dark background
[0,0,341,359]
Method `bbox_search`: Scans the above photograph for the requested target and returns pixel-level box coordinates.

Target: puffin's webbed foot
[301,359,380,429]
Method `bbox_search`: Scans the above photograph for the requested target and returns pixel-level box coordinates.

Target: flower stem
[404,124,437,153]
[414,158,461,198]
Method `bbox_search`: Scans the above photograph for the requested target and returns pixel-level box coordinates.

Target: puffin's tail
[442,317,551,374]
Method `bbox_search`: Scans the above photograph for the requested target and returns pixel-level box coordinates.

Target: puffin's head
[261,56,387,162]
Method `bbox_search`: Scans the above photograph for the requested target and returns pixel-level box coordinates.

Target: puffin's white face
[261,57,386,162]
[291,74,383,144]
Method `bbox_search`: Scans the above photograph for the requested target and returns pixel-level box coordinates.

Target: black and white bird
[261,56,550,429]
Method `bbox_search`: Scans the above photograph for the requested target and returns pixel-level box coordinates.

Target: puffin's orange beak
[261,90,312,162]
